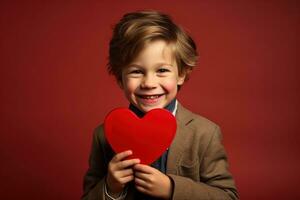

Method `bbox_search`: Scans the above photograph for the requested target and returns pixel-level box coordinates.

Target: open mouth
[136,94,164,99]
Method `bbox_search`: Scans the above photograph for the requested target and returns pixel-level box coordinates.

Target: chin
[140,104,166,113]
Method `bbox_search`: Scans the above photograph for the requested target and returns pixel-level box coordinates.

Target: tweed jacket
[82,103,239,200]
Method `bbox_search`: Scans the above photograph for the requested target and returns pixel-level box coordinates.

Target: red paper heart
[104,108,177,164]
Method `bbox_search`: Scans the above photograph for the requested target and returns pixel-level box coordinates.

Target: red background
[0,1,299,199]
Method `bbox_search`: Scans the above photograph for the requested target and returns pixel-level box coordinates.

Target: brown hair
[107,10,198,82]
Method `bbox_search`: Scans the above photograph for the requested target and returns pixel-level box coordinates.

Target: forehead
[130,40,176,66]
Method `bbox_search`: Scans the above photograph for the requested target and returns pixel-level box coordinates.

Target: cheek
[161,79,178,92]
[123,79,138,94]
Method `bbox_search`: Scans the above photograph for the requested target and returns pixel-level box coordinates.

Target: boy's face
[119,40,185,113]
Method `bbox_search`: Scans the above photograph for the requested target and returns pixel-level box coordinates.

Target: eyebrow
[128,62,174,68]
[127,64,142,68]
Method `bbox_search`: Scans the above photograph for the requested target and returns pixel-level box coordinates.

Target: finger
[113,150,132,162]
[116,158,140,169]
[135,185,150,195]
[116,168,134,178]
[134,171,150,181]
[119,175,135,184]
[135,177,149,189]
[133,164,152,174]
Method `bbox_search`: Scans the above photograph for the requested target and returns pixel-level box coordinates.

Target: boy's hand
[106,150,140,196]
[133,164,172,199]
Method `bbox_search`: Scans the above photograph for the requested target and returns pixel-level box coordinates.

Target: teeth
[145,95,158,99]
[140,95,160,99]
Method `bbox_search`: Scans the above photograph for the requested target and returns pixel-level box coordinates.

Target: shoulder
[91,123,106,145]
[176,102,220,132]
[175,102,223,146]
[94,123,104,134]
[92,123,115,163]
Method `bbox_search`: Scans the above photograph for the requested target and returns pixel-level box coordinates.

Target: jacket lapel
[166,102,194,174]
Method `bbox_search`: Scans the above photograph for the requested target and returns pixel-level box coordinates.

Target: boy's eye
[129,70,143,74]
[157,68,170,73]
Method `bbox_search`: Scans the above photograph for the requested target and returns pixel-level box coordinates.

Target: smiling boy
[82,10,238,200]
[120,39,184,113]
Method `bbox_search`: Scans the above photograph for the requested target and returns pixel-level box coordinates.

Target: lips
[136,94,164,105]
[135,94,166,109]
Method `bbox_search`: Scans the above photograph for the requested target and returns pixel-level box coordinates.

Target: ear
[177,73,186,86]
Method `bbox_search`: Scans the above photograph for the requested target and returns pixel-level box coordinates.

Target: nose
[140,74,157,89]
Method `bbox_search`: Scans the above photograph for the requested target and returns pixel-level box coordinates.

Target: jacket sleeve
[168,126,239,200]
[81,126,108,200]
